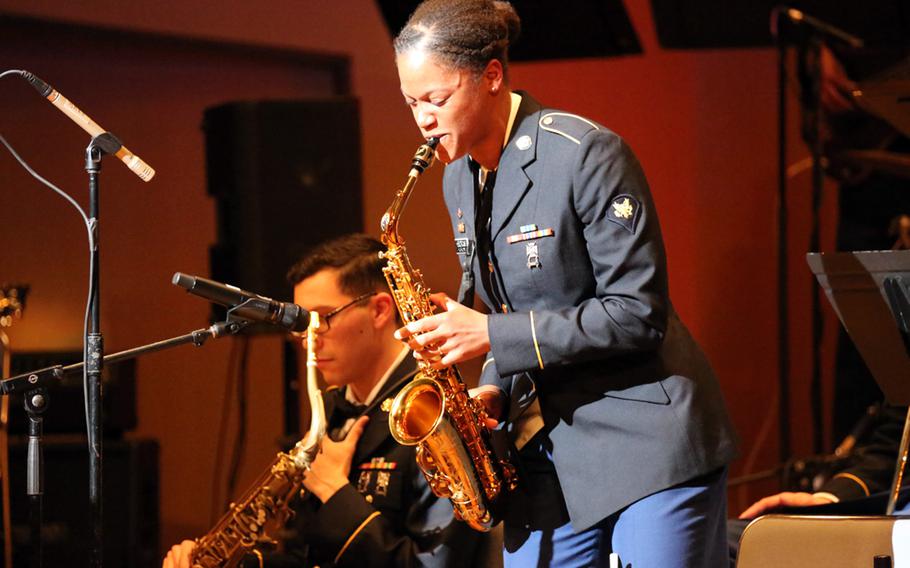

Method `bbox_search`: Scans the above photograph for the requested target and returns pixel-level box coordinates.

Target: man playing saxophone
[163,234,487,568]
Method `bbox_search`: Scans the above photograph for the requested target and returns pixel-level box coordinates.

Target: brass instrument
[382,138,516,532]
[190,312,326,567]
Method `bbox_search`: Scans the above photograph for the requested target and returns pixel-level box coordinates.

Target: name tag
[455,238,474,255]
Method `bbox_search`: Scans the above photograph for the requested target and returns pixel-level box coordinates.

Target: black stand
[800,36,827,454]
[807,250,910,514]
[85,133,113,568]
[775,20,792,467]
[772,6,866,469]
[0,319,247,566]
[24,388,45,568]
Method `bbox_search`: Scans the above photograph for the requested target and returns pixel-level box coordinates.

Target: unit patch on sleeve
[607,194,642,234]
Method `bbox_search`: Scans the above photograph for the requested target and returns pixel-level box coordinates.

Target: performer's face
[396,49,499,164]
[293,269,380,389]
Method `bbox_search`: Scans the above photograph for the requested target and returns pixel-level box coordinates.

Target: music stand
[807,250,910,514]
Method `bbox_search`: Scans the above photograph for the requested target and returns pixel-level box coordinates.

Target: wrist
[310,477,349,503]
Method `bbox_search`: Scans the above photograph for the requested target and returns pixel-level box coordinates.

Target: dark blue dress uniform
[444,92,739,563]
[248,356,485,568]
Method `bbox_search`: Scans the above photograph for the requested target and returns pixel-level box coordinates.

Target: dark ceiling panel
[650,0,910,50]
[376,0,642,61]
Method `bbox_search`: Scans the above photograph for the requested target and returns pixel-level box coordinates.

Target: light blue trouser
[504,467,729,568]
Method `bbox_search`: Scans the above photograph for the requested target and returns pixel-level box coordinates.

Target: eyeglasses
[290,291,378,338]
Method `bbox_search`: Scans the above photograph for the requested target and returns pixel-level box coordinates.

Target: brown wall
[0,0,839,556]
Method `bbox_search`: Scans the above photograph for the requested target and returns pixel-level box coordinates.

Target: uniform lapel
[490,93,541,241]
[445,157,476,230]
[350,355,418,463]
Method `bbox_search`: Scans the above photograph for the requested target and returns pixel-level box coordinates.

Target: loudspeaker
[9,438,159,568]
[203,98,364,316]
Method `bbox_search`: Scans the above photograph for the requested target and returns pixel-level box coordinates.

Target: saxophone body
[191,313,326,568]
[382,139,516,532]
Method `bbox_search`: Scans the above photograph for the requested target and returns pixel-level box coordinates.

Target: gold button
[501,304,508,313]
[542,116,553,125]
[488,260,495,273]
[365,494,373,503]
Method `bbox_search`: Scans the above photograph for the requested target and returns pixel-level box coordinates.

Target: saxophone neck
[296,312,326,468]
[379,138,439,241]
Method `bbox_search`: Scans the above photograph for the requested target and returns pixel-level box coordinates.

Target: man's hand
[820,45,858,115]
[739,491,835,519]
[162,540,196,568]
[394,293,490,368]
[303,416,369,503]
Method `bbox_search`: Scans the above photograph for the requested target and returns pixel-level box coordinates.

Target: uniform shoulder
[538,110,607,145]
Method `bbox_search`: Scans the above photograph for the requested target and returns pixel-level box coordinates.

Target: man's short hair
[286,233,387,297]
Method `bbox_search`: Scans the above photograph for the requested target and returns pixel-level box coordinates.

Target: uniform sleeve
[488,128,669,376]
[305,477,480,567]
[820,405,906,501]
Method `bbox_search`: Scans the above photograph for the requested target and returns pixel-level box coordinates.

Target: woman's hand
[394,293,490,367]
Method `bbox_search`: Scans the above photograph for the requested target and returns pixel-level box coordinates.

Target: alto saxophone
[382,138,516,532]
[190,312,326,567]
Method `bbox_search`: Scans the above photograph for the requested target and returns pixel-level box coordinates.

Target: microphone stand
[796,35,827,456]
[771,5,864,476]
[1,319,248,567]
[83,131,152,567]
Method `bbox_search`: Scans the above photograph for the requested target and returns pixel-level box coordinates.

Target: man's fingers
[163,540,196,568]
[739,495,780,519]
[344,416,370,446]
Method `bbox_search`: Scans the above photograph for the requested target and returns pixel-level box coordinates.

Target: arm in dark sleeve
[488,129,669,376]
[821,405,906,500]
[307,479,480,568]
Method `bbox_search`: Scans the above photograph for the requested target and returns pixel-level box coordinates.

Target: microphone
[20,70,155,182]
[172,272,309,332]
[771,7,864,49]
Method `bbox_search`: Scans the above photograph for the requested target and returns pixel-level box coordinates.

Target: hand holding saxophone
[393,292,490,368]
[303,415,369,502]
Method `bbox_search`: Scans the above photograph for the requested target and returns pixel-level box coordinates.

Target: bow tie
[331,395,367,423]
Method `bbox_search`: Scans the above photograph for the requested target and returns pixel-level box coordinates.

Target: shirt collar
[473,91,523,183]
[345,346,410,406]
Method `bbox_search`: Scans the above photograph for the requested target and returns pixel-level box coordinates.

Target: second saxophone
[381,138,517,532]
[189,312,326,567]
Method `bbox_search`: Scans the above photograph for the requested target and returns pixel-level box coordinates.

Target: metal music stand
[807,250,910,514]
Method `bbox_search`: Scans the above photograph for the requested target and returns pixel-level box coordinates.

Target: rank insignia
[375,471,390,496]
[381,397,392,412]
[607,194,641,234]
[456,208,463,219]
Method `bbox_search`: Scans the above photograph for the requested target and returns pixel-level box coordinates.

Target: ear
[370,292,398,329]
[483,59,505,93]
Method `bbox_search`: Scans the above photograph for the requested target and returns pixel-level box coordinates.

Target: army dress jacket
[444,92,739,532]
[253,355,482,568]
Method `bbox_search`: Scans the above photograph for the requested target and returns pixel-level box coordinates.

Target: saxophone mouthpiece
[426,137,439,148]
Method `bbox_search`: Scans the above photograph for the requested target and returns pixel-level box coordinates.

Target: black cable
[0,128,97,456]
[225,337,250,507]
[210,336,242,524]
